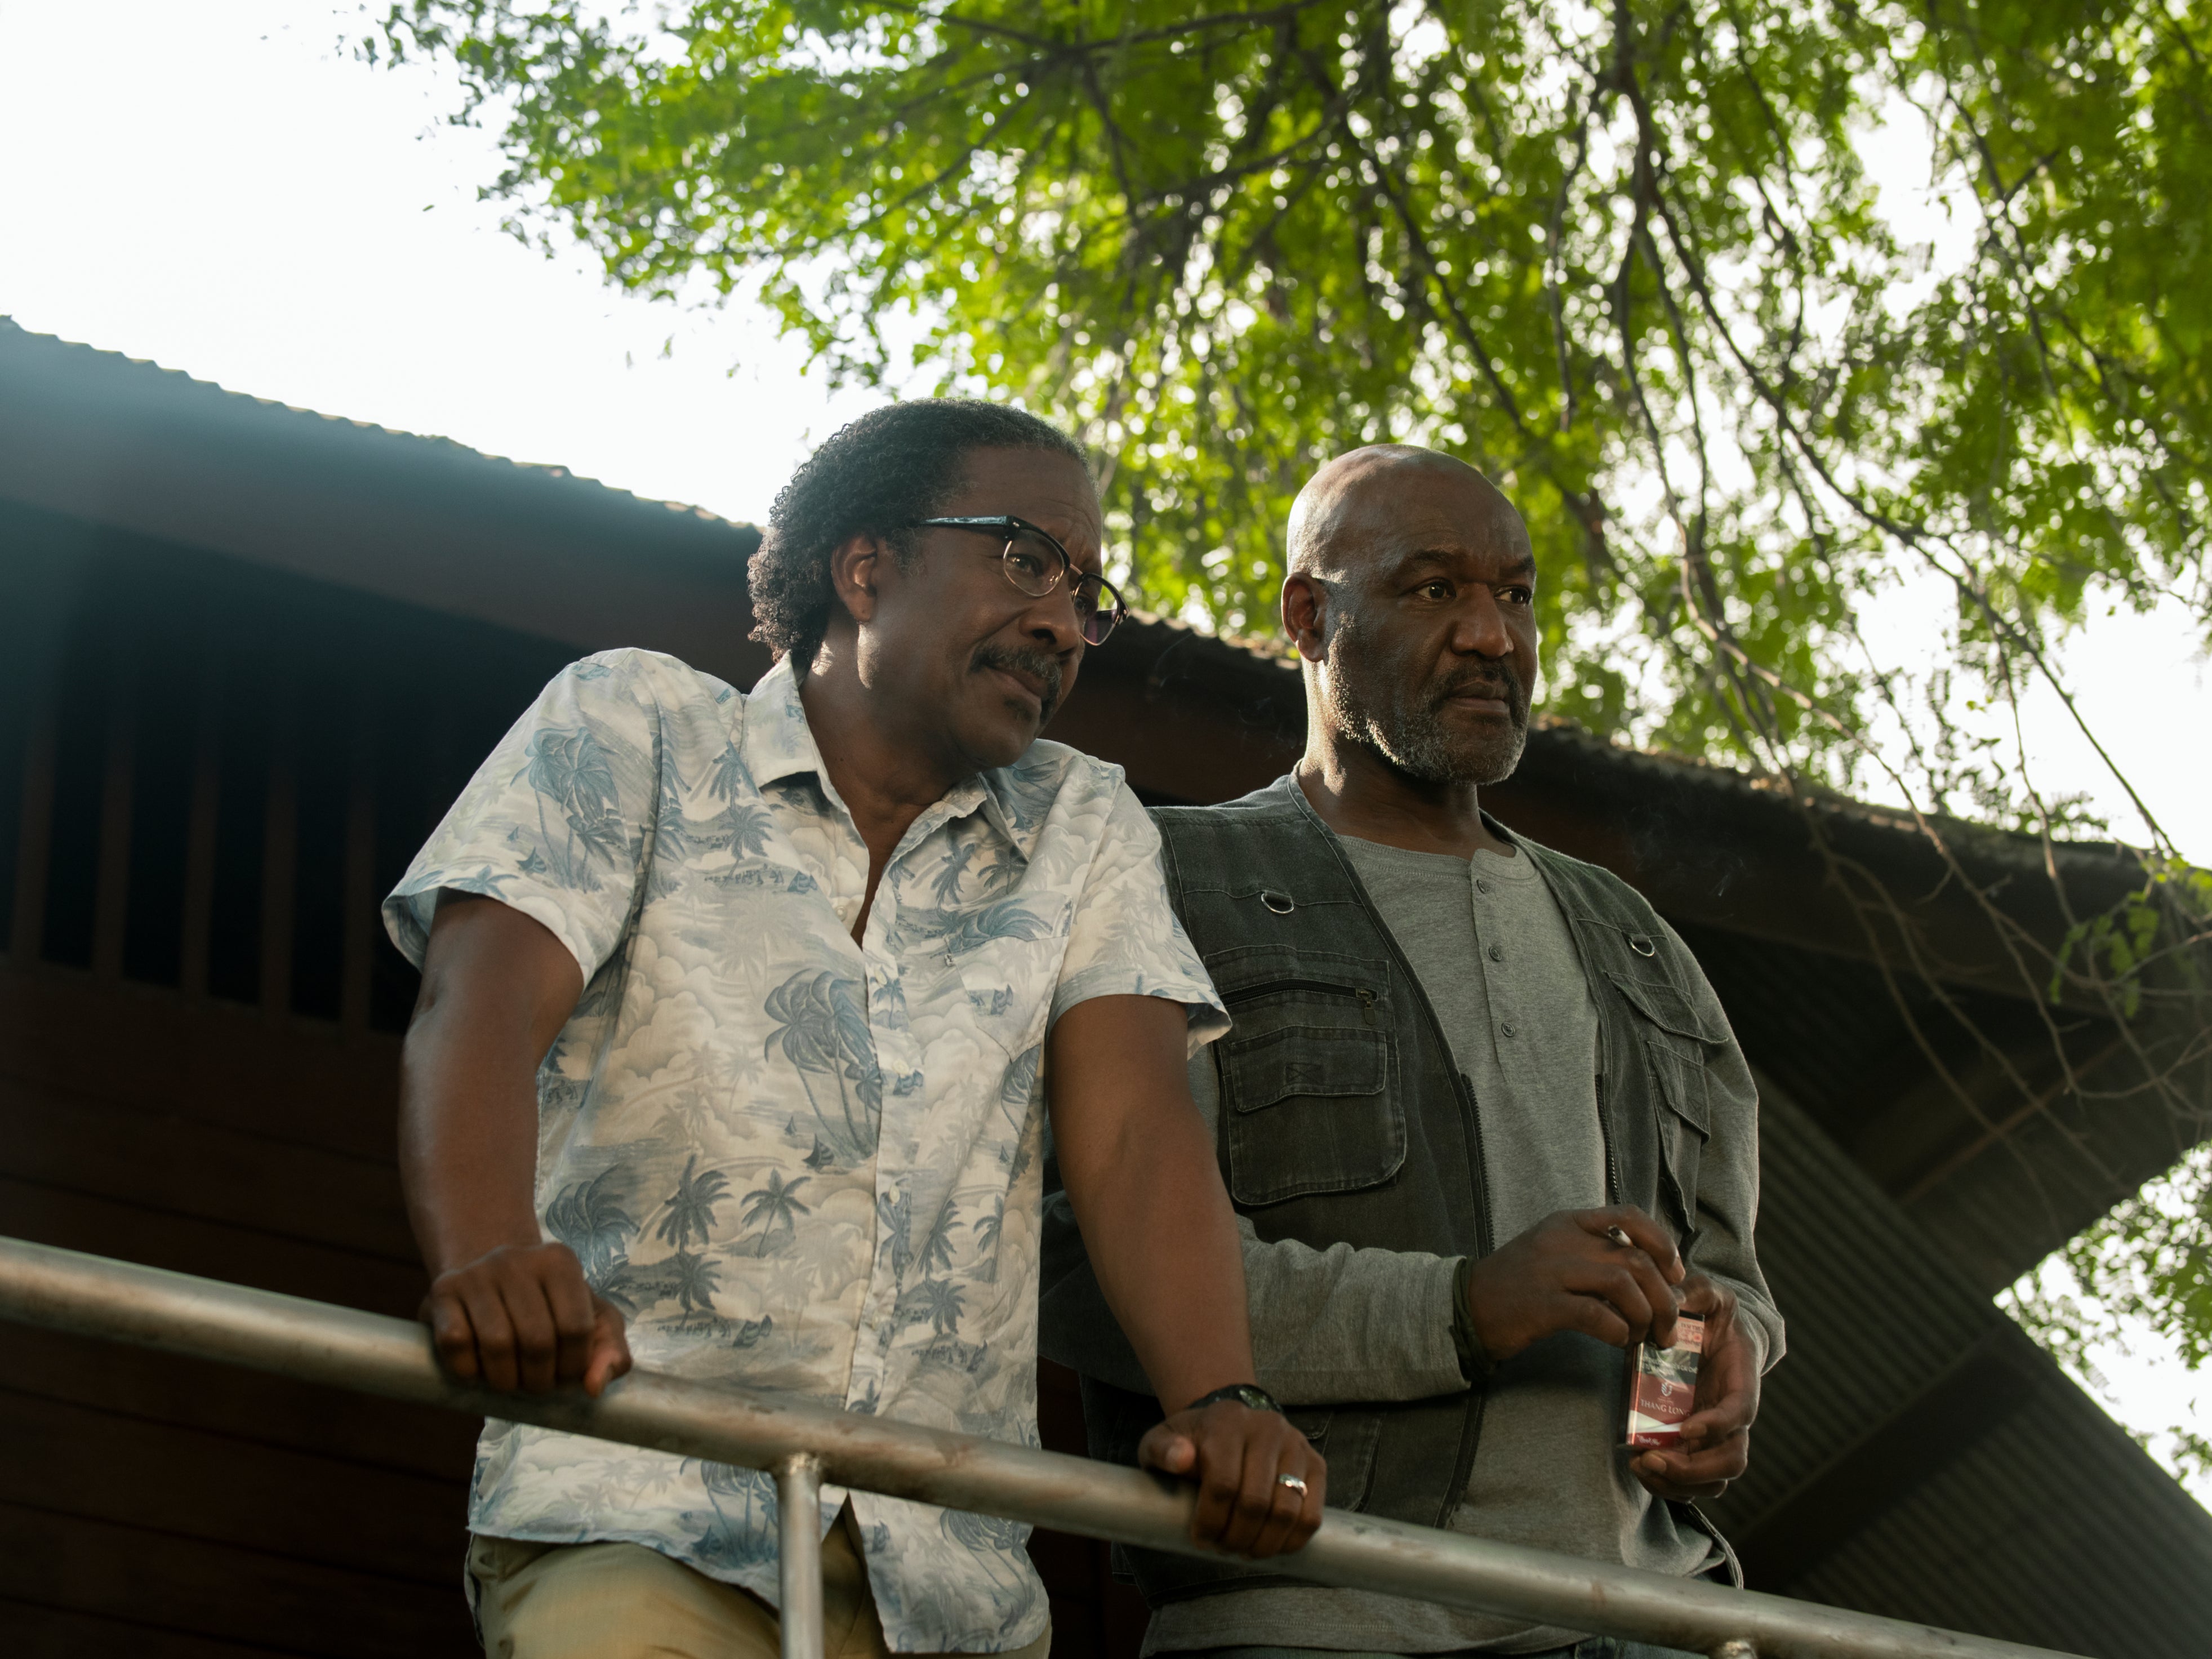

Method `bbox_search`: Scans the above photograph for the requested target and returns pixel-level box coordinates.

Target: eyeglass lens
[1001,533,1120,645]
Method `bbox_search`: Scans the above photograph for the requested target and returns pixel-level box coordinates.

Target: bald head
[1287,445,1521,579]
[1281,445,1538,790]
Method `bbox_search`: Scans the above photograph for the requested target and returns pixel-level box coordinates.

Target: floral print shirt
[385,649,1225,1651]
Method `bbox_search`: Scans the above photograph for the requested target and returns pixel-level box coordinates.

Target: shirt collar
[738,654,827,789]
[741,655,1044,862]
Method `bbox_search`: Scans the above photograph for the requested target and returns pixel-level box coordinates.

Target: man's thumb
[1138,1426,1197,1476]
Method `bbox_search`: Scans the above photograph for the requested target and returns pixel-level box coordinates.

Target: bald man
[1040,447,1782,1658]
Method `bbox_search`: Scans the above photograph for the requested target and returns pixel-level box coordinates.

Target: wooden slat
[0,1176,425,1318]
[90,630,136,981]
[0,1599,293,1659]
[7,693,56,966]
[178,666,223,1001]
[0,1389,466,1585]
[5,1325,478,1483]
[0,1502,474,1659]
[340,691,377,1035]
[0,968,402,1163]
[0,1075,416,1263]
[260,683,299,1025]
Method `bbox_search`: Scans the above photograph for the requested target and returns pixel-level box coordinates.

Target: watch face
[1203,1384,1278,1413]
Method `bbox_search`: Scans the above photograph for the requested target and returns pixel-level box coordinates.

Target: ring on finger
[1274,1473,1308,1499]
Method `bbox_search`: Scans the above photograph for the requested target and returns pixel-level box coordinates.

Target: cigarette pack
[1624,1313,1704,1447]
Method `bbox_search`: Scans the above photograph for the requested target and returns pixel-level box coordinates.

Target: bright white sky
[0,1,2202,1501]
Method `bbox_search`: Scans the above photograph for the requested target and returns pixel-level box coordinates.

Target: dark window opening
[206,647,272,1006]
[120,623,200,988]
[38,620,110,970]
[290,660,355,1022]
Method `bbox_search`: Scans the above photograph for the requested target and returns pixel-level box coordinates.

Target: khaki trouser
[468,1507,1054,1659]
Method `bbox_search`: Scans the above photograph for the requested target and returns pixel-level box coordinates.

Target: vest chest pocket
[1642,1035,1709,1231]
[1221,1022,1404,1206]
[1604,969,1716,1229]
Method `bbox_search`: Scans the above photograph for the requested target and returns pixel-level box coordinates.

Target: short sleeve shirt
[384,649,1226,1651]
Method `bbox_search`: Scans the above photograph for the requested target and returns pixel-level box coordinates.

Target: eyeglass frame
[905,515,1129,646]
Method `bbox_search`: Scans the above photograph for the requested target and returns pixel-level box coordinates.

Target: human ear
[1281,573,1329,663]
[827,533,886,628]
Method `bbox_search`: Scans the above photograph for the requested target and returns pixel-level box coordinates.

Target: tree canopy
[372,0,2212,1460]
[378,0,2207,796]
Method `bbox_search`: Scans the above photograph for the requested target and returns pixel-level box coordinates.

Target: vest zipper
[1596,1068,1622,1206]
[1456,1070,1496,1259]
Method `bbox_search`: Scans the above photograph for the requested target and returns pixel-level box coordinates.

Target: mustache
[1431,663,1528,721]
[972,643,1065,722]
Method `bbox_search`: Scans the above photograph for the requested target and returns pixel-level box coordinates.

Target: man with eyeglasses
[385,399,1323,1659]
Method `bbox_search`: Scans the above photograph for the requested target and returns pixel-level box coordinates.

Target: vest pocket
[1644,1036,1710,1233]
[1288,1408,1384,1513]
[1604,969,1716,1233]
[1222,1022,1405,1204]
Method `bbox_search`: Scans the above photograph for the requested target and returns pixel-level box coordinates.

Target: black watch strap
[1187,1382,1281,1415]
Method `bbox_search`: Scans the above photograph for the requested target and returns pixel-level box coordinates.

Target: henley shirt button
[1476,879,1492,895]
[1487,944,1505,962]
[1501,1021,1517,1038]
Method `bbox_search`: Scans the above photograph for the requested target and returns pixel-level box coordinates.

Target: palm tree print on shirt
[915,1199,960,1277]
[657,1154,730,1249]
[739,1170,812,1257]
[931,838,980,905]
[651,1155,731,1324]
[545,1167,639,1279]
[671,1248,723,1322]
[519,724,624,887]
[973,1195,1005,1278]
[896,1275,967,1338]
[998,1046,1040,1136]
[763,968,882,1167]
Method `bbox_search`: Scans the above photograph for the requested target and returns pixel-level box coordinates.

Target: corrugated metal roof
[0,316,745,530]
[1712,1079,2212,1656]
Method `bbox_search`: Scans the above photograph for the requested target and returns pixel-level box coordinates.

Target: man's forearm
[398,1008,545,1273]
[1241,1229,1470,1405]
[398,893,584,1275]
[1048,995,1262,1412]
[1181,1043,1466,1403]
[1072,1114,1257,1412]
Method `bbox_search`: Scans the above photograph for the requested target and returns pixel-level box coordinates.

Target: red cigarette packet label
[1625,1313,1704,1447]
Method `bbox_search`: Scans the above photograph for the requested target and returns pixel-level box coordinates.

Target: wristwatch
[1187,1382,1283,1415]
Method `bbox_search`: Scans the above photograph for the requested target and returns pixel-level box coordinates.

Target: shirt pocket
[938,897,1072,1061]
[1209,948,1404,1207]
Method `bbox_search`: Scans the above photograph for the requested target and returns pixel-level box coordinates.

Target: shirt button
[1476,879,1492,895]
[1487,944,1505,962]
[1501,1021,1517,1038]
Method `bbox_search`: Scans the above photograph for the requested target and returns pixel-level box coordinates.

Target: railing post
[777,1452,826,1659]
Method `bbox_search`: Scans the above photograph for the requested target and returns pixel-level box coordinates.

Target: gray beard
[1320,655,1527,788]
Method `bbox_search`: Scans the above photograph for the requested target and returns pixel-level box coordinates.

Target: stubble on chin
[1324,663,1528,788]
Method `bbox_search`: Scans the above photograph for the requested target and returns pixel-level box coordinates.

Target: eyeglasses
[907,516,1128,646]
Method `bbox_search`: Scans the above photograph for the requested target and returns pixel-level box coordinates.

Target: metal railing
[0,1237,2080,1659]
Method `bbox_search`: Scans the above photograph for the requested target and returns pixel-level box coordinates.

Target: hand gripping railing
[0,1237,2081,1659]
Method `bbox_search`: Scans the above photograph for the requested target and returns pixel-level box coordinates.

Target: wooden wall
[1,502,550,1652]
